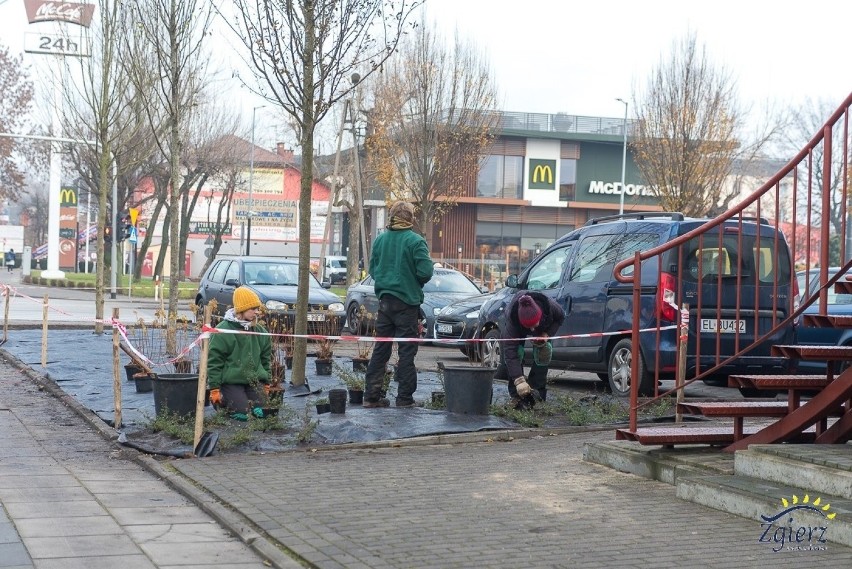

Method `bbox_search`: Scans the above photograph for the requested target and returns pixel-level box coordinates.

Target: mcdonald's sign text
[528,159,556,189]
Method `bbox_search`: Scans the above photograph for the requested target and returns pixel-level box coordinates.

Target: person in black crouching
[493,291,565,409]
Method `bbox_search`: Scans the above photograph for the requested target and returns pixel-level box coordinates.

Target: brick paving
[0,355,274,569]
[172,432,852,568]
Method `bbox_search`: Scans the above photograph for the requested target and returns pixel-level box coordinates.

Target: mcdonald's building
[427,110,654,275]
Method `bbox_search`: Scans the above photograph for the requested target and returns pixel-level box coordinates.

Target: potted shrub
[313,306,339,375]
[333,362,366,404]
[315,397,330,414]
[315,338,335,375]
[351,308,375,371]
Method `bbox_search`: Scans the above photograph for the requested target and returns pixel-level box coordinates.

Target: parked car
[344,267,483,337]
[433,292,496,359]
[475,212,797,397]
[322,255,348,285]
[195,256,345,334]
[795,267,852,373]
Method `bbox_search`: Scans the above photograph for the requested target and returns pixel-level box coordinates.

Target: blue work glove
[251,407,265,419]
[230,412,248,422]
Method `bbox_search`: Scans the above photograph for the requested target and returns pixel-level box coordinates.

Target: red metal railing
[615,92,852,431]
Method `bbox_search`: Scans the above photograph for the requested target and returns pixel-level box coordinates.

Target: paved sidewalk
[169,432,852,569]
[3,351,852,568]
[0,357,274,569]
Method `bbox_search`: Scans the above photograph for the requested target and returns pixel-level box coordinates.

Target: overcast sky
[426,0,851,119]
[1,0,849,143]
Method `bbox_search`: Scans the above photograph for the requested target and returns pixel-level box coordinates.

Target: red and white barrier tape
[1,281,680,365]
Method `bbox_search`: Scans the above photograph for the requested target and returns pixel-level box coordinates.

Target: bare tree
[0,43,35,202]
[631,33,749,216]
[780,98,849,235]
[366,21,498,237]
[52,1,138,333]
[227,0,421,387]
[124,0,214,354]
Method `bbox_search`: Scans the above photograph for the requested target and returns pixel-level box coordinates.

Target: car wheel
[346,303,362,335]
[607,338,654,397]
[480,328,501,368]
[461,345,482,362]
[194,297,206,323]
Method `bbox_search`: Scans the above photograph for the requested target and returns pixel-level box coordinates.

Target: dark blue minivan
[476,213,797,396]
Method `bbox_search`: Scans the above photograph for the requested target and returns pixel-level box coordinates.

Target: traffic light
[120,211,132,242]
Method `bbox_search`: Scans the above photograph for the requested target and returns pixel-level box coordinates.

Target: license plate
[699,318,745,334]
[307,313,326,322]
[436,324,453,334]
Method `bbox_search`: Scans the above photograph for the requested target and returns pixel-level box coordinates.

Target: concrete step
[676,473,852,548]
[734,444,852,500]
[582,439,734,485]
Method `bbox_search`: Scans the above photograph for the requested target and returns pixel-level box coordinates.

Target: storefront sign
[25,1,96,26]
[529,159,556,189]
[588,180,655,197]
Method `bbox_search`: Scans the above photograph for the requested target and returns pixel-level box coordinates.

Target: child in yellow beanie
[207,286,272,420]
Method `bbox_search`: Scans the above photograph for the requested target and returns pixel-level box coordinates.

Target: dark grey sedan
[195,256,345,334]
[344,267,483,337]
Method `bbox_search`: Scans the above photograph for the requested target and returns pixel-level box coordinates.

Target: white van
[323,256,348,284]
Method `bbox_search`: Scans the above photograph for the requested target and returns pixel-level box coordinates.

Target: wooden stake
[675,303,689,423]
[112,307,122,430]
[3,285,10,344]
[193,304,213,451]
[41,294,48,367]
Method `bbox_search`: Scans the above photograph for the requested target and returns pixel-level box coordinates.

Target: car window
[526,245,572,290]
[423,271,481,294]
[223,261,240,283]
[208,260,230,284]
[683,234,791,284]
[569,233,659,283]
[243,261,320,287]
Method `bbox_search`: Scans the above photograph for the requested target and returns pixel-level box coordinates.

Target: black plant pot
[352,357,369,372]
[348,389,364,405]
[124,363,142,382]
[315,403,331,414]
[328,389,347,414]
[315,359,333,376]
[134,374,154,393]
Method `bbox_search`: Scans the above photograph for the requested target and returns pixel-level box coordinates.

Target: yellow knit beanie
[233,286,261,314]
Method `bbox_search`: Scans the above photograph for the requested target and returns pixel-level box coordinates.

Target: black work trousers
[364,294,420,404]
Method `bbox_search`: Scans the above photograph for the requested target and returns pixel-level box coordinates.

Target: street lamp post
[616,98,628,215]
[245,105,265,256]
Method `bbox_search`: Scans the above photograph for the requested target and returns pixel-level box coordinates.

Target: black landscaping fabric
[1,329,516,454]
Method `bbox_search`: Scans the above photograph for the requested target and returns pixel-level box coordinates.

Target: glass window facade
[560,158,577,201]
[474,221,575,277]
[477,155,524,198]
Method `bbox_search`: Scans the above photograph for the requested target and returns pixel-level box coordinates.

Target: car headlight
[265,300,289,310]
[465,310,480,319]
[328,302,344,312]
[432,307,442,316]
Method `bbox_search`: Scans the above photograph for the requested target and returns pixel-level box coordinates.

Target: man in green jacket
[207,286,272,420]
[363,201,434,408]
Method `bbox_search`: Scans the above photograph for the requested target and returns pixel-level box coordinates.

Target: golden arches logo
[532,165,553,185]
[59,188,77,206]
